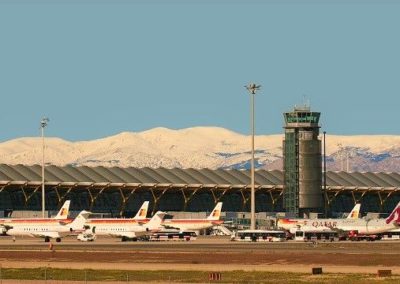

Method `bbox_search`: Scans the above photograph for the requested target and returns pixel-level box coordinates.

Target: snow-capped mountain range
[1,127,400,172]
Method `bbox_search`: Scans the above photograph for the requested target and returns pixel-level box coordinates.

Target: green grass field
[0,268,399,283]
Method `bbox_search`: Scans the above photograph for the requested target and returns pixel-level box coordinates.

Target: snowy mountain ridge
[0,127,399,172]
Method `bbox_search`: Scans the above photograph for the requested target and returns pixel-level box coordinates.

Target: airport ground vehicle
[380,230,400,241]
[294,230,340,242]
[231,229,286,242]
[347,230,381,241]
[149,231,197,241]
[77,232,96,242]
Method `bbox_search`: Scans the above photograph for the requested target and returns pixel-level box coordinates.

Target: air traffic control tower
[283,106,323,217]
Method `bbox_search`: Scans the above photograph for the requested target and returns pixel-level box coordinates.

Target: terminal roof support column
[209,186,230,204]
[326,189,343,208]
[268,187,283,211]
[88,184,109,212]
[239,188,250,212]
[20,184,40,208]
[180,185,200,211]
[377,191,393,213]
[0,182,10,193]
[118,185,140,217]
[351,188,367,204]
[86,184,95,211]
[150,186,170,215]
[54,184,74,207]
[52,183,62,203]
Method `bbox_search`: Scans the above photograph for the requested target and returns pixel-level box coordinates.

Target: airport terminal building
[0,164,399,219]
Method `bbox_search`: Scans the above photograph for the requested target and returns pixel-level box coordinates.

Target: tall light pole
[323,131,327,217]
[40,117,49,218]
[245,83,261,230]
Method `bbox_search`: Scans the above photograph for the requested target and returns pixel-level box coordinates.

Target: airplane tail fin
[133,201,149,220]
[54,200,71,220]
[385,202,400,224]
[207,202,223,221]
[69,210,91,231]
[347,203,361,219]
[145,211,166,231]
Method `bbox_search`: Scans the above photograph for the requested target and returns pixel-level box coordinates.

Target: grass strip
[0,268,399,283]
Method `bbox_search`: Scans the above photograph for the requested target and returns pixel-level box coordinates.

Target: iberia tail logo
[212,210,220,217]
[350,211,357,218]
[138,209,147,218]
[60,208,68,217]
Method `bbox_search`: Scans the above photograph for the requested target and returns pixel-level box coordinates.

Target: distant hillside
[0,127,399,172]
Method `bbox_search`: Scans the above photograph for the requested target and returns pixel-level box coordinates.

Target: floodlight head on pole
[41,117,49,128]
[245,83,261,95]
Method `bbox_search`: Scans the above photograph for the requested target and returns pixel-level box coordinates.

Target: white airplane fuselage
[278,218,399,235]
[5,220,75,239]
[1,210,89,241]
[162,219,223,231]
[88,222,149,238]
[83,211,166,240]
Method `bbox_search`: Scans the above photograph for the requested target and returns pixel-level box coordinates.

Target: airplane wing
[0,224,13,234]
[108,232,138,239]
[107,227,152,239]
[161,224,181,230]
[320,224,347,234]
[30,231,62,239]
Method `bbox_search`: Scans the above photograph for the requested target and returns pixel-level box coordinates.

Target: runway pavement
[1,235,400,254]
[1,235,400,274]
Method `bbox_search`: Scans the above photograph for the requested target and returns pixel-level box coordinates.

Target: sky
[1,0,399,141]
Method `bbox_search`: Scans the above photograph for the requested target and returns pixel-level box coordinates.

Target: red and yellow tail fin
[347,203,361,219]
[133,201,149,220]
[207,202,223,221]
[55,200,70,220]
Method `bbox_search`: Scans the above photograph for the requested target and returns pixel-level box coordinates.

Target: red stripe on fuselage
[87,219,145,224]
[0,218,73,223]
[164,220,218,224]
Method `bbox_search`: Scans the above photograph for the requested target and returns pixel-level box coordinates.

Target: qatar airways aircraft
[277,203,361,233]
[278,202,400,235]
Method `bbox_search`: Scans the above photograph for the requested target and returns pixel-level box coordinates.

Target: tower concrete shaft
[283,106,323,217]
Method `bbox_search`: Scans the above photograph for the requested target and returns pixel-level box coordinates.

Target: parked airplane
[3,210,90,242]
[347,203,361,219]
[84,201,149,227]
[277,203,361,233]
[161,202,223,231]
[279,202,400,236]
[82,210,166,241]
[0,200,71,235]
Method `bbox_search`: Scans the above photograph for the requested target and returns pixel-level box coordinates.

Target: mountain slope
[0,127,399,172]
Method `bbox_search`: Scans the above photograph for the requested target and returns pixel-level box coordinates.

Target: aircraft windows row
[23,228,49,231]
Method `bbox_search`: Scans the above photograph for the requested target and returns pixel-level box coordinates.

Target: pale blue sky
[1,0,399,141]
